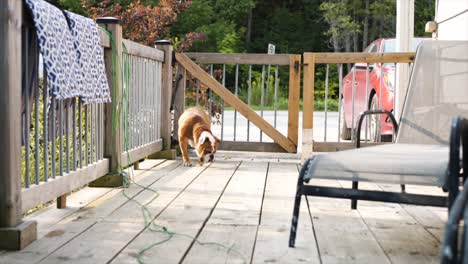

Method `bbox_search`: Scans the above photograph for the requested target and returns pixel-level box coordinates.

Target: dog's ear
[199,133,207,145]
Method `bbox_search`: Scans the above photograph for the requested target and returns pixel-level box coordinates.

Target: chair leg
[351,181,358,210]
[289,176,304,248]
[401,184,406,193]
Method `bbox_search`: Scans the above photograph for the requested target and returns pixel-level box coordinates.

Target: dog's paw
[198,157,204,166]
[183,161,192,167]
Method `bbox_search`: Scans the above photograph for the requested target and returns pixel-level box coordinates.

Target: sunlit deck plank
[110,161,241,264]
[252,162,321,263]
[183,161,269,263]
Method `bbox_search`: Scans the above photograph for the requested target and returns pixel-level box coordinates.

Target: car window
[369,44,378,53]
[383,38,427,52]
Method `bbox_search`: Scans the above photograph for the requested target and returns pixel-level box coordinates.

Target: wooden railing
[176,53,301,153]
[302,52,416,160]
[0,4,173,250]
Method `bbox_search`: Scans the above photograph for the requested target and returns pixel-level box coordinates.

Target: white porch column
[395,0,414,119]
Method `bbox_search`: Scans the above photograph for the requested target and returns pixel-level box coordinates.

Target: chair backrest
[397,40,468,145]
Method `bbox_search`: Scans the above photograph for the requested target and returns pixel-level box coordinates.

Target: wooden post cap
[155,40,172,46]
[96,17,122,25]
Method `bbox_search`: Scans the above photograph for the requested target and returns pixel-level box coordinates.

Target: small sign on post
[268,43,275,54]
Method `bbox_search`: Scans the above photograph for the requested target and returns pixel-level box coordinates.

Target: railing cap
[96,17,122,25]
[155,40,172,46]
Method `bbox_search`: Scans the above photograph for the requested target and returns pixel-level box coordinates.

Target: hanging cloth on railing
[24,0,83,100]
[64,11,111,104]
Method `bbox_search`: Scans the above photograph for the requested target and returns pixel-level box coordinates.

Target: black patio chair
[440,118,468,264]
[289,40,468,248]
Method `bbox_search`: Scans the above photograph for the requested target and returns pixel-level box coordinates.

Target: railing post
[90,17,125,187]
[288,55,301,148]
[155,40,173,149]
[302,53,315,162]
[172,64,186,144]
[0,0,37,250]
[152,40,176,160]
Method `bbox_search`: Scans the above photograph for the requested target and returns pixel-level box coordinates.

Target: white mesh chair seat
[303,144,448,186]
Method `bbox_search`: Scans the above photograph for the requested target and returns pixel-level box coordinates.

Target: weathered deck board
[36,161,206,264]
[110,161,241,264]
[354,182,441,263]
[0,160,179,264]
[307,179,390,264]
[0,156,450,264]
[183,161,268,263]
[252,162,321,264]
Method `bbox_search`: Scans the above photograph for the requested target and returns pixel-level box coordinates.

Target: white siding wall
[436,0,468,40]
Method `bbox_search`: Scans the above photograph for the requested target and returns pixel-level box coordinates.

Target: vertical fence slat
[324,64,329,142]
[365,64,370,142]
[78,100,82,168]
[43,68,48,182]
[221,64,225,141]
[260,65,265,142]
[378,63,383,142]
[24,30,31,188]
[51,98,56,178]
[34,49,39,184]
[273,65,279,129]
[196,79,200,106]
[337,63,343,143]
[393,62,397,142]
[351,67,356,142]
[209,64,213,120]
[65,100,70,173]
[234,64,239,141]
[72,99,76,171]
[85,104,89,165]
[247,65,252,142]
[59,100,63,176]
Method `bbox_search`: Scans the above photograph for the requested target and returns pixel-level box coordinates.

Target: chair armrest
[355,110,399,148]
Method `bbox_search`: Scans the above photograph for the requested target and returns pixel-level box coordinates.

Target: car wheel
[340,98,352,140]
[369,93,381,142]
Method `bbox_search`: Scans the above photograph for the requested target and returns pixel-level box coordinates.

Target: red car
[340,37,426,141]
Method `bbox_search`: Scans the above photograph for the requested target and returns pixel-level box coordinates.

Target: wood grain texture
[302,54,315,130]
[110,161,240,264]
[185,53,292,65]
[310,52,416,64]
[219,141,287,153]
[183,161,268,263]
[120,139,163,166]
[21,159,109,213]
[176,53,296,153]
[156,43,173,150]
[252,162,320,263]
[99,28,110,48]
[0,0,23,227]
[288,55,301,146]
[122,39,164,62]
[101,22,123,173]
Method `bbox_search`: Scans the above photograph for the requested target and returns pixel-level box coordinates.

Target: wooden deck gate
[175,53,301,153]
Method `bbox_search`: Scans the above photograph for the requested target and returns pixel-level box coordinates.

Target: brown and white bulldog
[178,108,221,166]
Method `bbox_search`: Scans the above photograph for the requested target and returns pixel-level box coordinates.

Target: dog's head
[197,131,220,158]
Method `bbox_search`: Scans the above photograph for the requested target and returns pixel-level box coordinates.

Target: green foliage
[22,82,97,187]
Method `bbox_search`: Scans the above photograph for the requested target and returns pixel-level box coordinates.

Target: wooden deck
[0,152,446,264]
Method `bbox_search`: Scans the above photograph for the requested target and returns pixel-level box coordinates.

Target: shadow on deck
[0,152,446,264]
